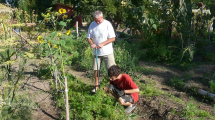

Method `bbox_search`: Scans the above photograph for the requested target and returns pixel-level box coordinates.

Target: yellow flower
[63,15,68,20]
[47,13,50,17]
[57,33,62,37]
[48,40,52,46]
[66,30,70,36]
[54,45,58,49]
[37,35,44,44]
[59,8,66,14]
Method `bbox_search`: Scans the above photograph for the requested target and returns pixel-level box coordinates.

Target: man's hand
[90,44,97,48]
[97,43,104,48]
[117,90,125,97]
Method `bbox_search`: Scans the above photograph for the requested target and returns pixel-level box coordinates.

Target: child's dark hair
[108,65,121,77]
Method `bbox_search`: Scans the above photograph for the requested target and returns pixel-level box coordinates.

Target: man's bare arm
[87,38,96,48]
[97,37,115,48]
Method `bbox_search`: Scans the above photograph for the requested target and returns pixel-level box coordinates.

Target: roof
[52,3,73,9]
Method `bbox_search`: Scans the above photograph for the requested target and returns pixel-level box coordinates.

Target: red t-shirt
[110,74,139,103]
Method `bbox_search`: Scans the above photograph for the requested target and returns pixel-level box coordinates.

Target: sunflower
[59,8,66,14]
[57,33,62,37]
[47,13,50,17]
[66,30,70,36]
[37,35,44,44]
[54,45,58,49]
[63,15,68,20]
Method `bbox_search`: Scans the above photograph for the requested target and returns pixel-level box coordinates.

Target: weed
[209,80,215,93]
[139,80,160,96]
[168,77,185,90]
[179,99,212,119]
[136,66,154,75]
[171,109,176,115]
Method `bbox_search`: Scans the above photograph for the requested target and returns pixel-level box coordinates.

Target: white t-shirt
[87,19,116,56]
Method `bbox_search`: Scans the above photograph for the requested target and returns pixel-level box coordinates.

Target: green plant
[181,44,195,61]
[204,52,215,62]
[209,80,215,93]
[135,66,154,75]
[179,99,211,119]
[114,43,138,73]
[168,77,185,90]
[139,81,160,96]
[52,74,127,120]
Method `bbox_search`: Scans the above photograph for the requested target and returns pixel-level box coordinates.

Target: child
[108,65,139,113]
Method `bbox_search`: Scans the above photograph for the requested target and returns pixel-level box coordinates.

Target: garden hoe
[96,48,100,89]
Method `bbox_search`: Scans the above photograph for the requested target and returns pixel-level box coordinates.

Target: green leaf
[59,21,67,26]
[150,19,154,24]
[60,40,65,46]
[188,50,194,61]
[152,24,157,30]
[38,20,42,23]
[50,32,58,40]
[50,40,58,44]
[47,7,52,10]
[57,55,62,59]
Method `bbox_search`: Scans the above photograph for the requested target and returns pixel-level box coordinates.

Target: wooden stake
[55,69,58,93]
[76,21,78,40]
[64,77,70,120]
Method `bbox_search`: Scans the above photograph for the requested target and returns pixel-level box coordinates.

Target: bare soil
[12,59,59,120]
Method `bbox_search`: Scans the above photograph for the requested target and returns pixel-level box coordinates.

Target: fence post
[64,77,70,120]
[76,21,78,40]
[55,69,58,93]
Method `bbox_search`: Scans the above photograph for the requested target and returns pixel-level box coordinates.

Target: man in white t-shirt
[87,10,116,93]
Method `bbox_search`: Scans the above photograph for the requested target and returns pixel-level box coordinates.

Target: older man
[87,10,116,92]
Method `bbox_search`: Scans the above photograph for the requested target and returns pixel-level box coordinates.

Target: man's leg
[119,95,136,113]
[108,84,123,98]
[119,95,134,107]
[94,70,99,88]
[103,53,116,70]
[108,84,120,99]
[92,56,101,92]
[108,84,136,113]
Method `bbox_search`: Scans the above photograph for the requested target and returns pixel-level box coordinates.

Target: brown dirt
[12,59,59,120]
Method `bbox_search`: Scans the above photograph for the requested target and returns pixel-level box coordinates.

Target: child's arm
[125,88,139,94]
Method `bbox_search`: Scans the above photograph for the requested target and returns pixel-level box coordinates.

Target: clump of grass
[139,80,160,96]
[178,98,213,119]
[209,80,215,93]
[168,77,185,90]
[135,66,154,75]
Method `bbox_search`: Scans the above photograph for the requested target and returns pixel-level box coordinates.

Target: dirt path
[13,59,59,120]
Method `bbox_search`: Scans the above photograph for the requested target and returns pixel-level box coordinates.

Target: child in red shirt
[108,65,139,113]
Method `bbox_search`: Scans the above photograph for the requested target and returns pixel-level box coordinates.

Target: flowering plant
[37,7,72,76]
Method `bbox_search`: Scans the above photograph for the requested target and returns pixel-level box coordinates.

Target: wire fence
[12,29,70,120]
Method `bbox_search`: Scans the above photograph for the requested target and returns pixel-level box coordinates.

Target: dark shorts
[108,84,134,103]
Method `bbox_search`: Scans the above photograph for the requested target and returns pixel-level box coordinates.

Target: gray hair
[93,10,103,18]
